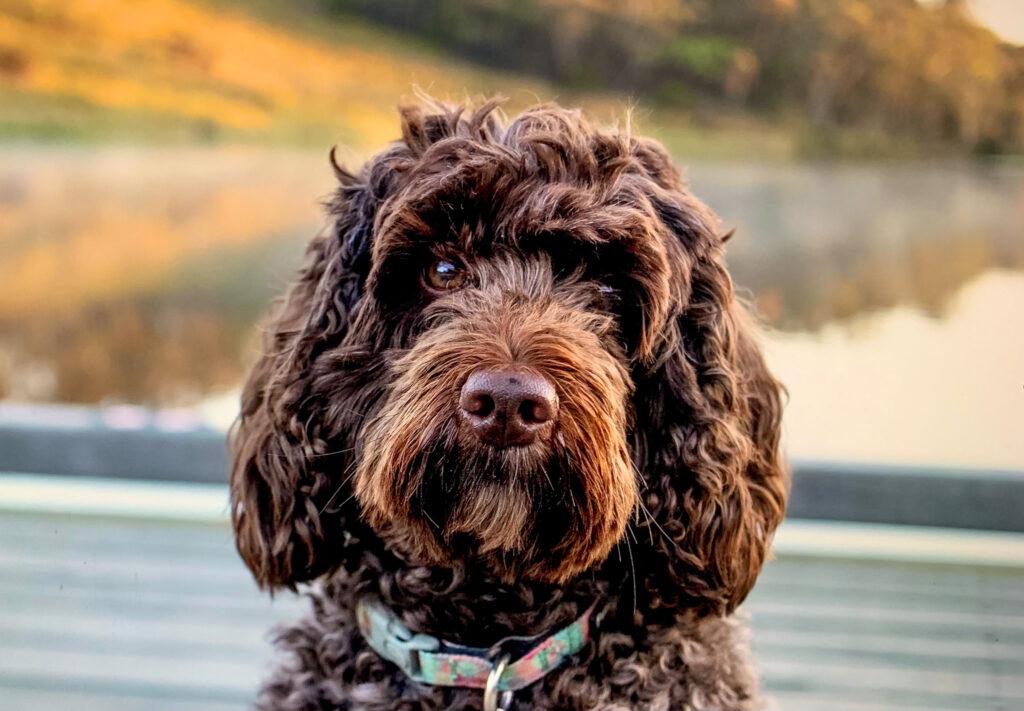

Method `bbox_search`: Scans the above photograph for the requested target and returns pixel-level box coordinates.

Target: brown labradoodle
[230,99,788,711]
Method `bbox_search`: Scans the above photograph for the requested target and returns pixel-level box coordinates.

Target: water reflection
[767,270,1024,470]
[1,146,329,403]
[1,147,1022,420]
[689,161,1024,330]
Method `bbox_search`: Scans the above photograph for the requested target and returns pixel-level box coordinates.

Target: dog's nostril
[466,394,495,417]
[518,398,552,425]
[459,389,493,420]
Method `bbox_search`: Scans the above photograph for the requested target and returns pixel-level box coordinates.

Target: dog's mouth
[355,382,636,583]
[414,424,575,558]
[364,413,628,582]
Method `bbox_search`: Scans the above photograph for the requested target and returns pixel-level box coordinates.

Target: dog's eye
[425,258,466,292]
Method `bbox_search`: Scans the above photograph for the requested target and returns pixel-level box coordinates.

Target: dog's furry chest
[255,588,765,711]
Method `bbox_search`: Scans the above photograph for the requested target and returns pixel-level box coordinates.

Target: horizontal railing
[2,403,1022,532]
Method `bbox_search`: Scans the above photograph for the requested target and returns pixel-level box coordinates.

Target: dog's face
[231,102,787,611]
[355,223,642,583]
[358,256,634,583]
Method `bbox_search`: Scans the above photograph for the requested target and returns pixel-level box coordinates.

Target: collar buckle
[365,602,440,677]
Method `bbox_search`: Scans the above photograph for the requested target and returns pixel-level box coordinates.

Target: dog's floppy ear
[632,142,788,614]
[229,158,379,589]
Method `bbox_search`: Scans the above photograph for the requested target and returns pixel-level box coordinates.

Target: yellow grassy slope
[0,0,617,149]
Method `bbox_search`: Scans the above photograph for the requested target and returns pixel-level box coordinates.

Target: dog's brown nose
[459,368,557,447]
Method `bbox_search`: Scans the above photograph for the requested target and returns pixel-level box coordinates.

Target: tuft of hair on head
[398,94,508,156]
[328,145,358,186]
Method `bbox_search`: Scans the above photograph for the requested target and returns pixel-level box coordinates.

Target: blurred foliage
[0,0,1020,157]
[662,36,743,84]
[334,0,1024,154]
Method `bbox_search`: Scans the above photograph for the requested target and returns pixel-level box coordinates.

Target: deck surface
[1,511,1022,711]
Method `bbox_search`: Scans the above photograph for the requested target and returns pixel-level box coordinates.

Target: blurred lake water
[1,146,1022,468]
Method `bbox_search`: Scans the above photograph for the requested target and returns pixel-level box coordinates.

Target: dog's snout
[459,368,557,447]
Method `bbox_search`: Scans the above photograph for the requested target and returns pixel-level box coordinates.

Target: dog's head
[230,101,787,613]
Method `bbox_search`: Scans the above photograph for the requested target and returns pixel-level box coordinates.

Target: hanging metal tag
[483,654,514,711]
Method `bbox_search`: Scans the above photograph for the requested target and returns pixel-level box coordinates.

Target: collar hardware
[362,600,441,678]
[483,655,514,711]
[356,598,596,704]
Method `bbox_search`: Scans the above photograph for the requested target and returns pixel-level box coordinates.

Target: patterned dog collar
[356,598,595,708]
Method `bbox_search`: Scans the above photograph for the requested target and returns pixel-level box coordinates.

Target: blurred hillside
[0,0,546,149]
[1,0,1020,158]
[337,0,1024,156]
[0,0,782,158]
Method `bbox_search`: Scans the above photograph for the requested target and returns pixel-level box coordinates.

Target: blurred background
[0,1,1022,710]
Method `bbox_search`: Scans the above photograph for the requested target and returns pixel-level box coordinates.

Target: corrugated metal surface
[1,512,1021,711]
[748,557,1024,710]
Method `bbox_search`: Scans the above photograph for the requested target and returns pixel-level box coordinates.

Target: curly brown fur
[230,98,788,710]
